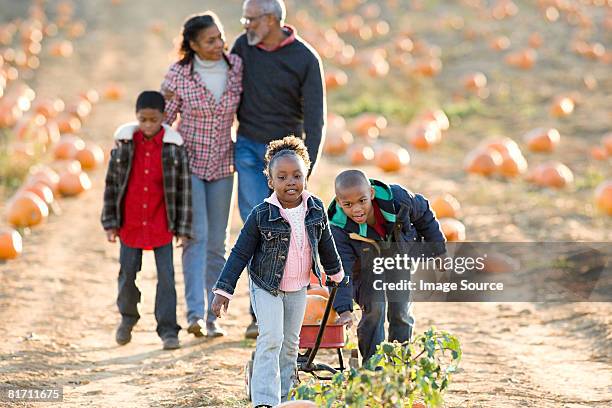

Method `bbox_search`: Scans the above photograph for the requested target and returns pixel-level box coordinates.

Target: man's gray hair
[247,0,286,23]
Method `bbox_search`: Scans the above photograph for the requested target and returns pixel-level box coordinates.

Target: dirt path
[1,0,611,407]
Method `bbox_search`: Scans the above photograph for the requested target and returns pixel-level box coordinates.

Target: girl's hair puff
[263,135,311,180]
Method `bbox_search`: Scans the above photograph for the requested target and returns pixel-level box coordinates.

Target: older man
[232,0,326,340]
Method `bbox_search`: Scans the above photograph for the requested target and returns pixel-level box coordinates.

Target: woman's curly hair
[263,135,311,180]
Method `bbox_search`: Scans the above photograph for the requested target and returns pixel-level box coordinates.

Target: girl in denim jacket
[211,136,349,407]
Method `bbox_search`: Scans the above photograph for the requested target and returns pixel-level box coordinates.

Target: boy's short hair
[335,169,370,192]
[136,91,165,113]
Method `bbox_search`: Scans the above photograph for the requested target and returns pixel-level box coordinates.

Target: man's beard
[247,30,261,45]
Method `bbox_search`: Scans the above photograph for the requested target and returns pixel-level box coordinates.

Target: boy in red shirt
[101,91,192,350]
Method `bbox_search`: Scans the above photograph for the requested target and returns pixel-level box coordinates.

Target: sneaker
[206,322,226,338]
[115,320,134,345]
[187,319,205,338]
[244,319,258,339]
[162,335,180,350]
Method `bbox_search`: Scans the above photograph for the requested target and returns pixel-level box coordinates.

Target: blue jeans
[249,281,307,406]
[117,241,180,338]
[235,134,271,223]
[235,135,272,319]
[182,175,234,325]
[356,300,414,364]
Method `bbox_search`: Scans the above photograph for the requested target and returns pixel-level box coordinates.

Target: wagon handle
[304,285,338,370]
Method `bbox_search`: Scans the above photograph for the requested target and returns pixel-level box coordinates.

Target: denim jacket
[214,193,343,297]
[329,182,446,313]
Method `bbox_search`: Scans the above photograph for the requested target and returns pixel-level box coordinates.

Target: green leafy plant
[290,328,461,408]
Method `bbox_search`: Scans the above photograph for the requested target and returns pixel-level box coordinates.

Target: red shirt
[371,200,387,239]
[256,25,296,52]
[118,128,174,249]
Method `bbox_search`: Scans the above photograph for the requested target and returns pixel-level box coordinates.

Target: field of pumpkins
[0,1,122,261]
[292,0,610,242]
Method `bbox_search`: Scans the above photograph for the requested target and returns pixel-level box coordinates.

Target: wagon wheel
[245,351,255,401]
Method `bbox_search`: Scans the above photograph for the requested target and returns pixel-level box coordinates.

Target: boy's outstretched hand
[335,311,354,328]
[105,228,118,243]
[211,294,229,318]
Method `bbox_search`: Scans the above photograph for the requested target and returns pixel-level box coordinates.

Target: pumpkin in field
[590,146,607,161]
[347,143,375,165]
[505,48,537,69]
[439,218,466,242]
[58,171,92,196]
[407,121,442,150]
[353,113,387,137]
[464,148,502,176]
[54,134,86,160]
[276,401,318,408]
[103,83,124,100]
[550,96,575,117]
[307,285,330,299]
[56,113,81,134]
[431,194,461,219]
[602,133,612,155]
[528,162,574,189]
[594,181,612,216]
[22,182,54,206]
[374,144,410,172]
[464,72,487,92]
[27,166,60,195]
[303,294,337,325]
[418,109,449,131]
[323,130,353,156]
[498,150,528,177]
[482,137,522,158]
[325,68,348,90]
[523,127,560,153]
[51,159,82,175]
[0,228,22,260]
[6,191,49,227]
[75,142,104,170]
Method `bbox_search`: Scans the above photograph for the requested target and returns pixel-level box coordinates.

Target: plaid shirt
[101,123,192,238]
[162,54,243,181]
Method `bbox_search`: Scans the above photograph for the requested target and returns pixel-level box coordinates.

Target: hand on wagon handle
[335,311,354,328]
[211,293,229,318]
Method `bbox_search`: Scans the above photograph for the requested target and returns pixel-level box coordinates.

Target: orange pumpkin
[374,144,410,172]
[418,109,449,131]
[490,36,510,51]
[550,96,575,117]
[22,182,54,206]
[431,194,461,219]
[439,218,466,242]
[75,142,105,170]
[325,68,348,90]
[347,143,375,165]
[307,285,330,299]
[411,57,442,77]
[464,148,502,176]
[602,132,612,155]
[499,151,528,177]
[529,162,574,189]
[464,72,487,91]
[590,146,608,161]
[27,166,60,195]
[56,114,81,134]
[54,134,86,160]
[7,191,49,227]
[58,171,92,196]
[0,228,22,260]
[353,113,387,136]
[303,295,337,325]
[323,130,353,156]
[505,48,537,69]
[524,127,560,153]
[407,122,441,150]
[594,181,612,216]
[482,137,522,158]
[103,83,124,100]
[528,32,543,48]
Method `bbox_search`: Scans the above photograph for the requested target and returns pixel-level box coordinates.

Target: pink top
[213,191,344,300]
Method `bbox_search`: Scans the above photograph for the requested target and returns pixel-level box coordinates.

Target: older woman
[162,12,242,338]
